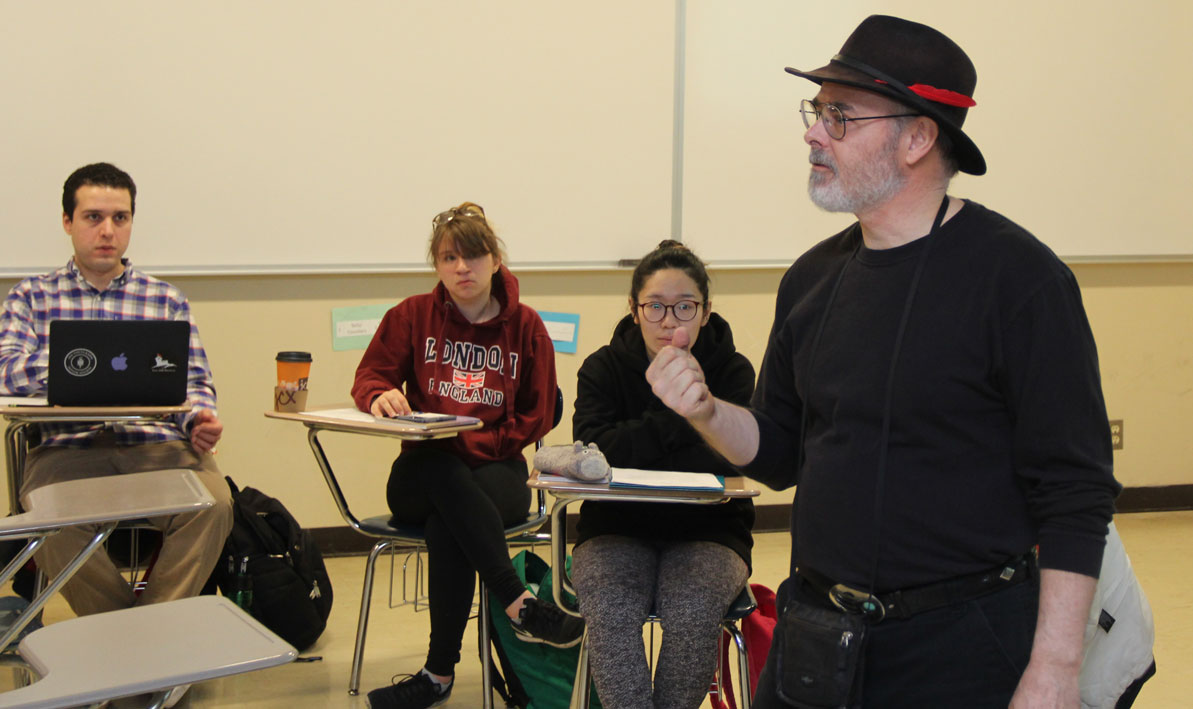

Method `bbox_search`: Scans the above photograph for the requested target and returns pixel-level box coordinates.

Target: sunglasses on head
[432,205,486,229]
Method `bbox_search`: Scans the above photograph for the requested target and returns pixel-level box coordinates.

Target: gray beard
[806,133,906,214]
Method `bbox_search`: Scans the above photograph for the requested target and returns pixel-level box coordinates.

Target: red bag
[709,583,777,709]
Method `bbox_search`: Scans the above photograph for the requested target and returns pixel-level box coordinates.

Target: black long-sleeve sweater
[745,201,1119,592]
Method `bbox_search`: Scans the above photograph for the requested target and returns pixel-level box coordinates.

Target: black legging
[387,446,530,676]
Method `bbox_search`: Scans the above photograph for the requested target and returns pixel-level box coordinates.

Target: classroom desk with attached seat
[527,470,761,709]
[0,468,215,650]
[3,403,190,515]
[263,405,481,535]
[266,405,541,707]
[527,471,760,614]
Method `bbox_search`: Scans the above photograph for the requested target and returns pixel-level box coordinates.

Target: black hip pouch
[774,597,866,708]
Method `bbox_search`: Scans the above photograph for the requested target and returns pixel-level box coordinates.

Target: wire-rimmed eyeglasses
[800,99,920,141]
[432,205,485,229]
[636,300,701,323]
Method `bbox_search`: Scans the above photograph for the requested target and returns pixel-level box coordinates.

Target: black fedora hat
[786,15,986,175]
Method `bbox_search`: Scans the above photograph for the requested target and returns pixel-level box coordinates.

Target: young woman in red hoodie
[352,203,578,709]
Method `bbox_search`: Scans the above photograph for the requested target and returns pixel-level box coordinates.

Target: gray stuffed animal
[533,441,611,482]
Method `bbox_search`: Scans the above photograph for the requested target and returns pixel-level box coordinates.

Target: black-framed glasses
[637,300,701,323]
[800,99,920,140]
[432,205,485,229]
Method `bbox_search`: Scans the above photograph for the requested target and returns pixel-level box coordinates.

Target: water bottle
[234,556,253,610]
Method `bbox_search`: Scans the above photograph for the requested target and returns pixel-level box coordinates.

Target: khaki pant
[20,437,234,617]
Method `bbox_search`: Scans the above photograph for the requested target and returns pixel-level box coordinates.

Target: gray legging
[572,535,748,709]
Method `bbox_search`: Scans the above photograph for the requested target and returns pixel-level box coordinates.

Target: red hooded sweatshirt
[352,265,557,467]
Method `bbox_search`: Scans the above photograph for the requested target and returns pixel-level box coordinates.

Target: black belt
[798,554,1036,623]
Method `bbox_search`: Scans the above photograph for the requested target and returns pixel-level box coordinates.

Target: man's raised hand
[645,327,714,421]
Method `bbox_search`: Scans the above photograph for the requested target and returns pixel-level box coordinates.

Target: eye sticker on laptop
[64,348,98,377]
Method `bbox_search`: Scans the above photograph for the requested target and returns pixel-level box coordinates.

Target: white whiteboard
[4,1,1190,277]
[0,1,676,276]
[681,0,1193,265]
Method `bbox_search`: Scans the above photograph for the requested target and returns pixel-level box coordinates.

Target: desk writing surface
[3,405,189,420]
[528,470,759,500]
[264,404,482,439]
[0,469,214,535]
[4,595,296,709]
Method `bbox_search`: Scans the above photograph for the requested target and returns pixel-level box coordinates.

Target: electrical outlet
[1109,419,1123,450]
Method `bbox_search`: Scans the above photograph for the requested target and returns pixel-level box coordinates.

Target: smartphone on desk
[380,412,481,430]
[392,413,457,424]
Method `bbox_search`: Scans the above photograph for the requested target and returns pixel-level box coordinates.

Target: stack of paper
[309,407,374,423]
[609,468,724,492]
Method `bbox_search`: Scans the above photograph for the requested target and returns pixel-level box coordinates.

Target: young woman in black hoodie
[572,241,756,708]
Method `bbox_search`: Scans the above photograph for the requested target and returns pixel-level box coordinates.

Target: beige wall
[4,262,1190,529]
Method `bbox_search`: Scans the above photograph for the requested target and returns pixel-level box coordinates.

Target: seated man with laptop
[0,162,233,625]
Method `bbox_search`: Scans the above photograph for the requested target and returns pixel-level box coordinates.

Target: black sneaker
[510,597,585,648]
[366,671,452,709]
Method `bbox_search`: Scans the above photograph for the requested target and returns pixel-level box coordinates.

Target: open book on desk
[609,467,725,492]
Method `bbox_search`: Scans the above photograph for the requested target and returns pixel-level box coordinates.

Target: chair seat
[724,585,757,622]
[358,515,426,541]
[643,585,756,623]
[357,513,546,542]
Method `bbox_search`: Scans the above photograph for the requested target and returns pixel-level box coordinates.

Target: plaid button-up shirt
[0,259,217,447]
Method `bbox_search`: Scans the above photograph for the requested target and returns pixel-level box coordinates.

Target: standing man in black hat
[647,15,1120,707]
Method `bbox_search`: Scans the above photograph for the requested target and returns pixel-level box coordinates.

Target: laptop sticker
[65,348,98,377]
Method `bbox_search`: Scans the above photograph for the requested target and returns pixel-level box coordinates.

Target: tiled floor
[4,513,1190,707]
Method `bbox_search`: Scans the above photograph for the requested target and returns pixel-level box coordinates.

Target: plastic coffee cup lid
[276,351,312,362]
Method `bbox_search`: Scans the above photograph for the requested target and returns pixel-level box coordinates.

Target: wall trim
[1115,484,1193,513]
[310,486,1193,557]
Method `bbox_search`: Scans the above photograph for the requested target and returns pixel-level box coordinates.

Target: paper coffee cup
[275,351,312,412]
[276,351,312,390]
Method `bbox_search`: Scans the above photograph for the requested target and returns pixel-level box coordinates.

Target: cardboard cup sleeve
[274,386,309,412]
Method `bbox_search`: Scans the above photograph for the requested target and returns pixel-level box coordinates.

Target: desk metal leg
[571,629,592,709]
[0,535,44,588]
[349,539,395,695]
[306,428,365,530]
[0,524,115,649]
[307,425,398,696]
[480,583,494,709]
[6,421,30,515]
[548,498,581,618]
[727,621,752,709]
[546,496,595,707]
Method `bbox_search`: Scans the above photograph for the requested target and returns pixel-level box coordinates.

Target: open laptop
[48,320,189,406]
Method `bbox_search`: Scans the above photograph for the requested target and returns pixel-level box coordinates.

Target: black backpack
[209,476,333,651]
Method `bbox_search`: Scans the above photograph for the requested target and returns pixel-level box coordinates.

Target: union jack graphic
[453,370,485,389]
